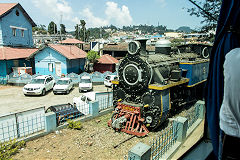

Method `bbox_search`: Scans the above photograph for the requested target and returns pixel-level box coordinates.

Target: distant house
[0,3,37,77]
[58,38,84,49]
[164,32,183,39]
[94,54,118,73]
[31,44,87,76]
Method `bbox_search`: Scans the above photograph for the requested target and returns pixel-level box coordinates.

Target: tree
[32,24,47,34]
[48,21,57,34]
[87,50,100,63]
[85,50,100,72]
[186,0,222,32]
[80,20,87,41]
[75,20,90,41]
[60,24,66,34]
[75,24,80,39]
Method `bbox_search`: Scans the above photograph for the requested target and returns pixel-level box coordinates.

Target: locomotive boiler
[108,38,210,136]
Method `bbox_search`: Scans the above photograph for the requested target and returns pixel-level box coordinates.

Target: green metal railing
[150,122,179,160]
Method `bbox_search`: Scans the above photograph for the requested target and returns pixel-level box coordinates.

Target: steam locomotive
[108,38,210,136]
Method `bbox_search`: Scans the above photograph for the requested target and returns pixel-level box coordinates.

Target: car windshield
[105,76,110,80]
[56,80,69,85]
[80,79,91,83]
[30,79,45,84]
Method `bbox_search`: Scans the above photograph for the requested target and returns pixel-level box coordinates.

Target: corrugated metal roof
[48,44,87,59]
[97,54,118,64]
[0,47,38,60]
[59,38,85,44]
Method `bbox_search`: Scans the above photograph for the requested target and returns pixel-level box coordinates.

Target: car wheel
[79,90,81,93]
[66,90,70,94]
[42,89,46,96]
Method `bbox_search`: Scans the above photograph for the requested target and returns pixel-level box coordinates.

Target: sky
[1,0,204,31]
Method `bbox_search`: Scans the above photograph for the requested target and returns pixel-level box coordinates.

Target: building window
[12,28,16,36]
[48,63,53,72]
[21,29,24,37]
[16,10,19,16]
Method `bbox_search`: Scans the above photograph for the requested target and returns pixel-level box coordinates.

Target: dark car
[45,103,83,125]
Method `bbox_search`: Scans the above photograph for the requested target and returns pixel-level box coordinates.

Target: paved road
[0,85,111,115]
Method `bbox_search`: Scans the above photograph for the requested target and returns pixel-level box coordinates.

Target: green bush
[0,139,25,160]
[87,50,100,63]
[67,120,83,130]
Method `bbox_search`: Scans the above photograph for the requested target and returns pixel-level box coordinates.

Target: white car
[104,75,118,87]
[23,75,55,96]
[73,91,113,115]
[53,78,73,95]
[79,76,93,92]
[73,92,94,115]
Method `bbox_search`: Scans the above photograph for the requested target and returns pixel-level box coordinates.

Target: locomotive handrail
[112,78,190,90]
[148,78,189,90]
[179,59,209,65]
[186,79,207,88]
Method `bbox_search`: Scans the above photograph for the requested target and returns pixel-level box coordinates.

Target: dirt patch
[13,105,196,160]
[0,85,16,90]
[13,113,159,160]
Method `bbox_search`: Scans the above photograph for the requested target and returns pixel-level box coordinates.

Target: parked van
[79,76,92,92]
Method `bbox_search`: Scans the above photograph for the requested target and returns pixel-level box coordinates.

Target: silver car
[53,78,73,94]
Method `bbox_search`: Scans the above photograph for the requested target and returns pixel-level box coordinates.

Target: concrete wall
[0,6,34,47]
[35,47,67,75]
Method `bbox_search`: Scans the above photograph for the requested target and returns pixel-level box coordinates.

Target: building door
[55,62,61,76]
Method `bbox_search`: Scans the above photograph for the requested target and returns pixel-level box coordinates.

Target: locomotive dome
[155,39,171,55]
[155,39,171,47]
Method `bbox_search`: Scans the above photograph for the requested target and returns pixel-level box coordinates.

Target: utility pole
[84,26,85,42]
[78,24,80,40]
[53,23,55,35]
[60,14,62,41]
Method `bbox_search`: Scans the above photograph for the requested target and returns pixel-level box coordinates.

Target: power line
[188,0,218,22]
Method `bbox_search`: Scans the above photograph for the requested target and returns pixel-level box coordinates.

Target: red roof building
[0,3,37,77]
[0,3,36,27]
[0,47,37,60]
[59,38,84,44]
[59,38,85,50]
[94,54,119,73]
[48,44,87,59]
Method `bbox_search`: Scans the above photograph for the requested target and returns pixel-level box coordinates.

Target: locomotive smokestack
[128,38,148,56]
[137,38,148,55]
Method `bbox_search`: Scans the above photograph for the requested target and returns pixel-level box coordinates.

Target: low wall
[0,95,114,143]
[1,71,117,86]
